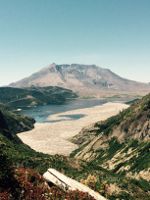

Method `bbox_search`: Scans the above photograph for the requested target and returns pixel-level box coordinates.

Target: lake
[21,97,129,123]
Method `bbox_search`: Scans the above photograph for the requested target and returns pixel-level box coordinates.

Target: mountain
[70,94,150,199]
[10,63,150,97]
[0,86,77,109]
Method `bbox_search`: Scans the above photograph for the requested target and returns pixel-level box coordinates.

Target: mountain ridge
[10,63,150,97]
[0,86,77,109]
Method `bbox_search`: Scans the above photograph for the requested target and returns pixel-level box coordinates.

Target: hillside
[0,96,150,199]
[10,63,150,97]
[73,93,150,146]
[0,86,77,109]
[0,104,101,200]
[70,94,150,199]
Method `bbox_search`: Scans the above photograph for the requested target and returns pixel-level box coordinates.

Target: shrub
[80,174,98,190]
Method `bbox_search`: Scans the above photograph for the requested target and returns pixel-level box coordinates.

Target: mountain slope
[72,94,150,174]
[0,103,35,143]
[70,94,150,199]
[10,63,150,97]
[0,86,77,109]
[0,104,108,200]
[0,104,97,199]
[0,103,81,174]
[0,98,150,199]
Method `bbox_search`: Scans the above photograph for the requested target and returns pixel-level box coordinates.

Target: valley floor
[17,102,128,155]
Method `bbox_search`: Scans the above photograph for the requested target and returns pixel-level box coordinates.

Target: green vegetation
[0,104,78,173]
[126,98,140,105]
[0,86,77,109]
[71,94,150,199]
[0,94,150,199]
[0,104,89,199]
[90,93,150,140]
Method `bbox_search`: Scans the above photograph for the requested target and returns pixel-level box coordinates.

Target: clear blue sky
[0,0,150,85]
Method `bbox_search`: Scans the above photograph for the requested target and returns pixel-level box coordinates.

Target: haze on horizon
[0,0,150,86]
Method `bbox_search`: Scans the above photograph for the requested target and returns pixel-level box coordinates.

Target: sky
[0,0,150,85]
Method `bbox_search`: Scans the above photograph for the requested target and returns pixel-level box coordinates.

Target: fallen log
[43,168,107,200]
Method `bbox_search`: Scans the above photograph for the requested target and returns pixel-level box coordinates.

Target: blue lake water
[21,98,128,123]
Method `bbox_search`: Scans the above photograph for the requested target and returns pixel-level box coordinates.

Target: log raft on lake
[17,103,128,155]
